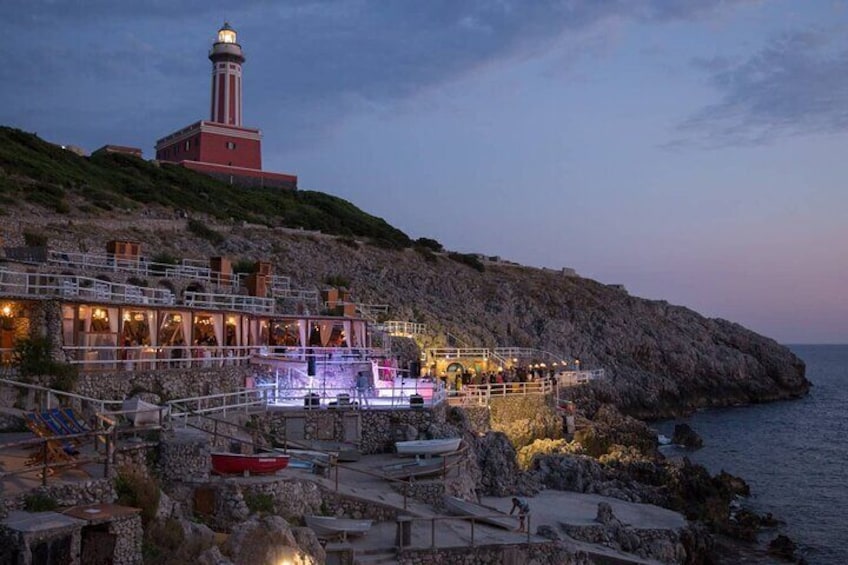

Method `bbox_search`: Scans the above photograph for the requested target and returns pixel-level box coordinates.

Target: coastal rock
[197,546,232,565]
[671,424,703,448]
[222,514,309,565]
[475,431,539,496]
[768,534,798,561]
[574,404,658,457]
[595,502,620,527]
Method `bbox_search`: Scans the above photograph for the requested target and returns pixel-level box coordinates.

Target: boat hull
[304,515,372,539]
[381,456,445,480]
[395,438,461,456]
[211,452,290,475]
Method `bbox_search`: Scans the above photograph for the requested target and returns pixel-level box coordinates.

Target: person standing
[510,497,530,532]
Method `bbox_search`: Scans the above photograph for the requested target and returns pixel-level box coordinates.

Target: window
[184,140,190,151]
[226,141,236,150]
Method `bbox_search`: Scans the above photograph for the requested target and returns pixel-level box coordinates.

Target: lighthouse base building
[155,23,297,190]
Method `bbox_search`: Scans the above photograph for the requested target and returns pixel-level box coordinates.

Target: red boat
[211,452,290,475]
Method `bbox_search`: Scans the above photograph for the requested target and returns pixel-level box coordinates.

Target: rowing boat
[380,456,445,480]
[395,437,461,456]
[210,452,290,475]
[304,515,372,540]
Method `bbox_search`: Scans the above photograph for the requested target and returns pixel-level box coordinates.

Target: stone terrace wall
[73,366,251,403]
[360,405,448,454]
[396,540,582,564]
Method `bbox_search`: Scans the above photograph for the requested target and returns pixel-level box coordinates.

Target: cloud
[676,28,848,147]
[0,0,756,152]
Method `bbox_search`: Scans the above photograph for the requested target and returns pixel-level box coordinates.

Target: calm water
[656,344,848,564]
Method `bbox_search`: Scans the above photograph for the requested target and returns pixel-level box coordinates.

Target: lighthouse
[209,22,244,126]
[154,23,297,189]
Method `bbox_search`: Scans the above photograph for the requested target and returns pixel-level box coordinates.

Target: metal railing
[0,377,123,414]
[0,267,176,305]
[376,321,427,337]
[184,290,276,314]
[446,379,555,407]
[168,388,271,423]
[556,369,605,386]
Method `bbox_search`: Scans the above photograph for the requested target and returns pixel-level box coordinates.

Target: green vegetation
[13,336,78,384]
[22,229,48,247]
[115,466,160,526]
[244,492,275,514]
[0,126,412,247]
[447,252,485,272]
[23,492,58,512]
[187,218,225,245]
[323,274,351,289]
[415,237,443,252]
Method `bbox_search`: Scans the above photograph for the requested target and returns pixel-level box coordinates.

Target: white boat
[443,496,517,531]
[304,515,373,540]
[395,437,461,456]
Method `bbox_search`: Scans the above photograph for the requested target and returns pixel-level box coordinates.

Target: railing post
[41,441,48,486]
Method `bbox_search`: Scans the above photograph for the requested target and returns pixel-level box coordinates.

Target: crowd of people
[436,365,557,392]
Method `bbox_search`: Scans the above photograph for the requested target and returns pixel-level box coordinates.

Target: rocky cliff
[5,210,809,420]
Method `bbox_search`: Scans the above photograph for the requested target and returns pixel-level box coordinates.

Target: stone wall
[108,513,143,565]
[395,540,584,564]
[460,406,490,434]
[2,480,117,513]
[158,429,211,484]
[360,405,447,454]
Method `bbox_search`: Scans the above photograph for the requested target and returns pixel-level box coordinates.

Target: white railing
[0,268,175,305]
[427,347,496,359]
[168,388,271,423]
[356,303,389,318]
[377,321,427,337]
[184,290,276,314]
[62,345,255,371]
[0,377,123,414]
[234,272,291,292]
[59,345,388,372]
[556,369,605,387]
[274,288,320,302]
[447,379,555,406]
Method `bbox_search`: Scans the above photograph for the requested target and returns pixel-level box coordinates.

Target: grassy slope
[0,126,411,247]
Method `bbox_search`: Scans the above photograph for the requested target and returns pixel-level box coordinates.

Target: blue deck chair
[54,408,90,435]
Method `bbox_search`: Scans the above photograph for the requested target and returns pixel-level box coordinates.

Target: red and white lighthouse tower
[154,23,297,189]
[209,23,244,126]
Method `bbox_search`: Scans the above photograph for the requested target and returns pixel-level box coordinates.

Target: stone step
[353,551,397,565]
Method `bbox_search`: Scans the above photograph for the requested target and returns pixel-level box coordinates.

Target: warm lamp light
[1,305,11,317]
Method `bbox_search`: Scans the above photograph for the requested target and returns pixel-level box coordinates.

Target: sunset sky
[3,1,847,343]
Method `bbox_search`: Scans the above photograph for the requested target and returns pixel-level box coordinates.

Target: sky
[2,0,847,344]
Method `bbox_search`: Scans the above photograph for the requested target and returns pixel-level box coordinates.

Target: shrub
[244,492,275,514]
[516,438,584,469]
[13,337,78,382]
[187,218,225,246]
[126,276,148,287]
[115,466,160,526]
[447,252,485,272]
[414,246,438,263]
[323,275,350,289]
[22,230,48,247]
[336,236,359,249]
[232,259,256,274]
[23,492,58,512]
[415,237,443,252]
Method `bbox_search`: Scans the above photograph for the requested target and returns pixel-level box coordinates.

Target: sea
[655,344,848,565]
